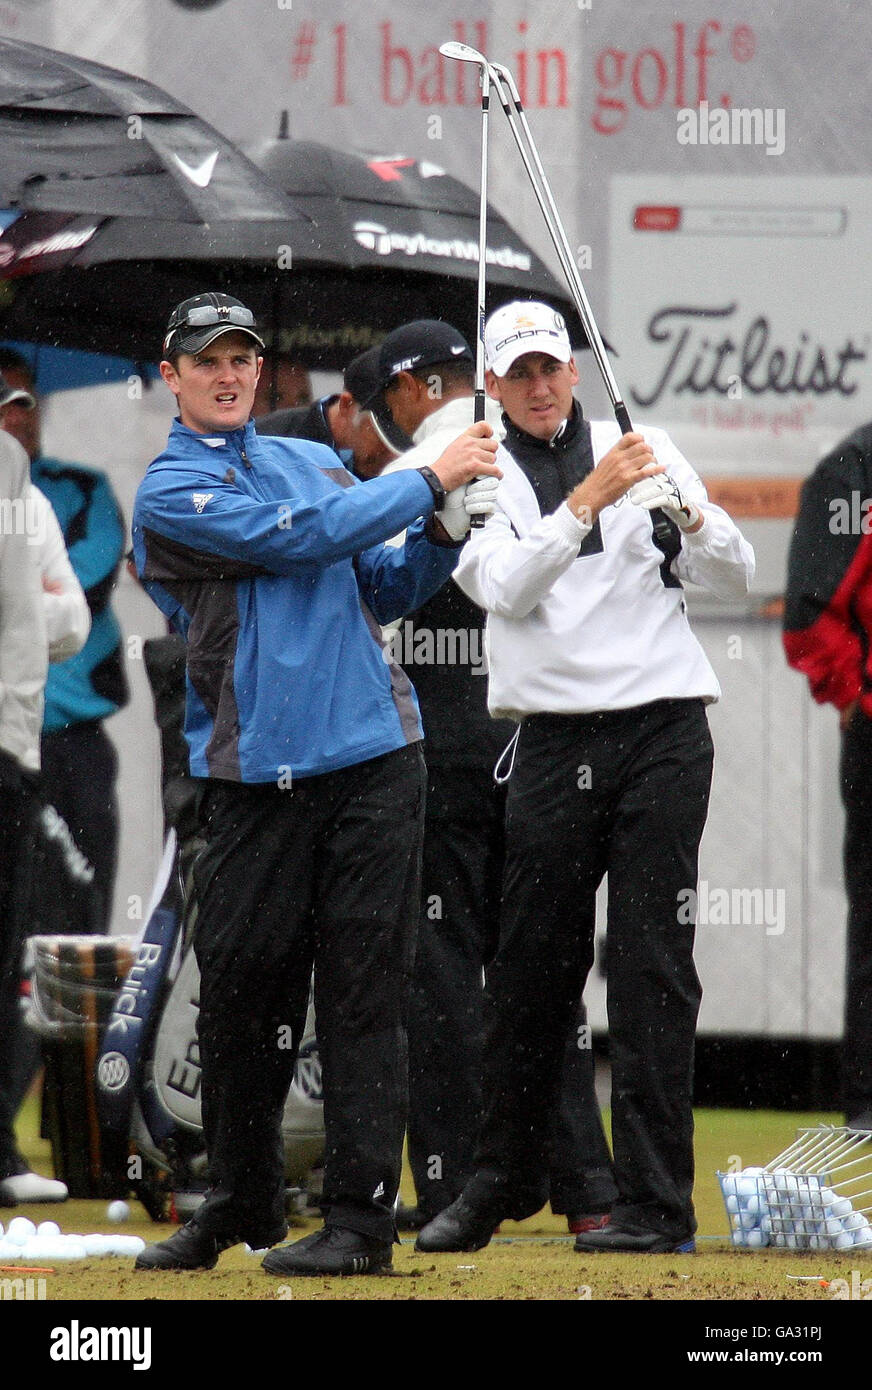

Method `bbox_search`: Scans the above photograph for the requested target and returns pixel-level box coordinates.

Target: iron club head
[438,41,488,65]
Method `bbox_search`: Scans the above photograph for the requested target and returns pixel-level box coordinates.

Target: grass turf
[5,1094,870,1302]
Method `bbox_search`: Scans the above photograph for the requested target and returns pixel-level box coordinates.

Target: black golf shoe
[414,1194,502,1253]
[134,1219,287,1271]
[261,1226,393,1277]
[573,1222,695,1254]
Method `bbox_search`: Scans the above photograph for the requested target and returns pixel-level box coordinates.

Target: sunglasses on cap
[163,300,264,358]
[181,304,257,330]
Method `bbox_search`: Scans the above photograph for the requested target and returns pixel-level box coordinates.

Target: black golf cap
[342,346,383,408]
[0,372,34,411]
[363,319,473,405]
[163,292,265,359]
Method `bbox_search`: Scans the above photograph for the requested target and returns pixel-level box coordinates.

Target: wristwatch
[417,466,446,511]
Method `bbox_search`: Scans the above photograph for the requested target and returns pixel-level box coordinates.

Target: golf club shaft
[488,61,676,547]
[474,62,490,426]
[469,60,491,526]
[488,62,629,429]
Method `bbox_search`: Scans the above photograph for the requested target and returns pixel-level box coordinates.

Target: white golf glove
[436,476,500,540]
[464,475,500,522]
[628,474,702,532]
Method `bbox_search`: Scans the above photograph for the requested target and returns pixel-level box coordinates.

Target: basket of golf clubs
[718,1125,872,1250]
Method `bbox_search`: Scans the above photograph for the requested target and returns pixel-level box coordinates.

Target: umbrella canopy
[0,140,584,370]
[0,38,301,225]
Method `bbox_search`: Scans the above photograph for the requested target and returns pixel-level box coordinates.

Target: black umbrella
[0,38,299,225]
[0,140,583,370]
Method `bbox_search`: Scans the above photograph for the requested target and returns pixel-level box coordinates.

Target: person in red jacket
[783,421,872,1131]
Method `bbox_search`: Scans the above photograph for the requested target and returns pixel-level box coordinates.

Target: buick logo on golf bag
[292,1040,323,1103]
[97,1052,130,1092]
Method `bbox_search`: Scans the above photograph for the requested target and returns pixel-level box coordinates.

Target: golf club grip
[470,390,487,527]
[614,401,675,545]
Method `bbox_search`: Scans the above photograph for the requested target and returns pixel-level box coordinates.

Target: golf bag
[29,829,325,1217]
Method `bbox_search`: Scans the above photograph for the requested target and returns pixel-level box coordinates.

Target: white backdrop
[3,0,869,1036]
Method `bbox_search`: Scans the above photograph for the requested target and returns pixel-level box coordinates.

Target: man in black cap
[362,319,618,1236]
[256,347,394,480]
[131,293,501,1277]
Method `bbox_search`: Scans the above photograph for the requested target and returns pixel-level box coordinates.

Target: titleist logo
[630,304,866,409]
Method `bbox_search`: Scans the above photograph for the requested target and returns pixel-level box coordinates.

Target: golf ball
[37,1220,60,1239]
[831,1197,853,1218]
[106,1200,130,1223]
[835,1231,855,1250]
[7,1217,35,1245]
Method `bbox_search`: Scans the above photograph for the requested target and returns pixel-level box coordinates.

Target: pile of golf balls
[720,1167,872,1250]
[0,1217,145,1261]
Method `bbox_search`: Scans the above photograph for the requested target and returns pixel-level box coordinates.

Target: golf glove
[436,476,500,540]
[628,474,702,532]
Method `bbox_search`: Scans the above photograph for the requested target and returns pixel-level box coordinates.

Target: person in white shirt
[0,400,89,1205]
[416,301,755,1256]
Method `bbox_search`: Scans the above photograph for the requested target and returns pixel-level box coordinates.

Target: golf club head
[438,41,488,65]
[488,60,521,102]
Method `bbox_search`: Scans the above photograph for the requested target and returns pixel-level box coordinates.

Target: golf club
[439,40,491,526]
[442,42,677,553]
[486,59,677,552]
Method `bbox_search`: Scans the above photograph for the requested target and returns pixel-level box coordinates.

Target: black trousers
[0,754,39,1179]
[190,743,425,1245]
[467,699,713,1237]
[40,721,119,934]
[840,711,872,1119]
[407,764,616,1218]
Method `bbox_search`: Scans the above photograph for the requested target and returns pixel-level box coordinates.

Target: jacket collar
[412,394,506,445]
[169,416,258,450]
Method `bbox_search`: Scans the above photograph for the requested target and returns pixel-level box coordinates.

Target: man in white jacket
[416,300,755,1255]
[0,404,89,1205]
[367,320,620,1235]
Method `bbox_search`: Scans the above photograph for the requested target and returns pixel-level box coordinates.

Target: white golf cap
[485,301,572,376]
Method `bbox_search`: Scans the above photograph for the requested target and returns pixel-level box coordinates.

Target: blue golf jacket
[133,419,459,782]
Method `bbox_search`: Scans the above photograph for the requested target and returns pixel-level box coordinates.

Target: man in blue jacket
[132,293,500,1277]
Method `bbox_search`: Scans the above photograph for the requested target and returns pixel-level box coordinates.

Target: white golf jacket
[453,420,755,721]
